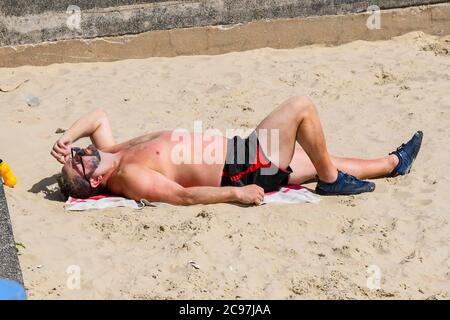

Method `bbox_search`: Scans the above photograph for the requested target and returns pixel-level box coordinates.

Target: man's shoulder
[114,163,151,180]
[110,164,159,199]
[108,164,150,191]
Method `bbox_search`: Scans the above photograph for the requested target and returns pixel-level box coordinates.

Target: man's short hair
[57,173,106,199]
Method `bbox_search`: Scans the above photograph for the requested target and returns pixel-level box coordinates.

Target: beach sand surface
[0,31,449,299]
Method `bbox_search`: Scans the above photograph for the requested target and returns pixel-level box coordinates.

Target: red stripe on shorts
[222,143,271,182]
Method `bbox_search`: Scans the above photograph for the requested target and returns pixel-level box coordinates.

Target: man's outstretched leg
[288,148,399,184]
[288,129,423,184]
[255,95,376,195]
[330,129,422,180]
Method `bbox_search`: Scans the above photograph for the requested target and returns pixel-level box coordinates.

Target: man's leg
[288,129,424,184]
[288,147,399,184]
[255,95,338,183]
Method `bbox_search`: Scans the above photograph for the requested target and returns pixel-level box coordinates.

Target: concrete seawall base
[1,3,450,67]
[0,183,24,285]
[2,0,448,46]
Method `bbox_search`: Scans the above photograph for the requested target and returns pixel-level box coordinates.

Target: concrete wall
[1,0,449,46]
[0,183,24,284]
[1,3,450,67]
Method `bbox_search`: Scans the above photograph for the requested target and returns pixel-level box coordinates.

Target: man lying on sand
[52,95,423,205]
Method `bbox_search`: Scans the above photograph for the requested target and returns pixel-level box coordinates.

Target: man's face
[62,144,101,184]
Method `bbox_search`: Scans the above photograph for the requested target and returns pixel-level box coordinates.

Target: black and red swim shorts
[221,131,292,192]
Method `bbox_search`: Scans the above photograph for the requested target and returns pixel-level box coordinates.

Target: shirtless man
[51,95,423,205]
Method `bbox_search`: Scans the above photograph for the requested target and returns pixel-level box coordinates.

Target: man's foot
[315,170,376,196]
[389,131,423,177]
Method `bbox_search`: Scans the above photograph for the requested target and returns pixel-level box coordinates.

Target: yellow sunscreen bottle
[0,159,17,188]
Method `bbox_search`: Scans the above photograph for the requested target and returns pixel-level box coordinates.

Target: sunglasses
[71,147,90,183]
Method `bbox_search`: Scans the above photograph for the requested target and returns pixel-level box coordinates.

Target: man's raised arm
[121,166,265,206]
[51,109,115,163]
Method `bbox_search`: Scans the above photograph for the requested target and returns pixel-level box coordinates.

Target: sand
[0,31,449,299]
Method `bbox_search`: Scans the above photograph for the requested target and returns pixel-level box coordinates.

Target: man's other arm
[121,166,265,206]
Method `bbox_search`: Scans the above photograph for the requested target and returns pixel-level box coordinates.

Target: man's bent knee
[287,95,315,119]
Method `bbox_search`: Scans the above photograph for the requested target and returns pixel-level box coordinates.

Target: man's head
[58,145,106,199]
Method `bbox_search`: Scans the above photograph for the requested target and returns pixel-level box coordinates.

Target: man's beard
[89,145,101,170]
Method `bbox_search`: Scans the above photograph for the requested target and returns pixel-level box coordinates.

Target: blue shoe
[315,170,376,196]
[389,131,423,177]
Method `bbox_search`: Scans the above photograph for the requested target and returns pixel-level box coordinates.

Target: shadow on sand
[28,174,66,203]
